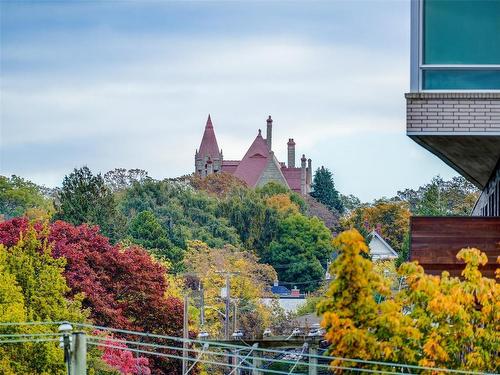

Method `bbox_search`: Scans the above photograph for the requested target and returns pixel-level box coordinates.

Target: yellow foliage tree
[184,240,277,339]
[319,229,500,373]
[265,194,300,216]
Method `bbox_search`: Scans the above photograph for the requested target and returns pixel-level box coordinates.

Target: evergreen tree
[310,166,344,214]
[55,166,125,242]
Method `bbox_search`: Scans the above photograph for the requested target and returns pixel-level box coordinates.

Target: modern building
[195,115,312,194]
[406,0,500,276]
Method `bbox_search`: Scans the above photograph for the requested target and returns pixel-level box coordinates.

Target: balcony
[410,216,500,278]
[406,92,500,189]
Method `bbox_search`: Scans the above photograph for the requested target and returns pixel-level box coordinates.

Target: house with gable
[195,115,312,195]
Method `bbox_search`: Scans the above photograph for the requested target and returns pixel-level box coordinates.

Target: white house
[368,230,398,260]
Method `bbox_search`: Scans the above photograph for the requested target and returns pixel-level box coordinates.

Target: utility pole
[199,282,205,327]
[216,271,239,340]
[233,300,238,333]
[224,273,231,340]
[182,295,189,375]
[70,332,87,375]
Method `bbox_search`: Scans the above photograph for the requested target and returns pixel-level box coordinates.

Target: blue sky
[0,0,458,202]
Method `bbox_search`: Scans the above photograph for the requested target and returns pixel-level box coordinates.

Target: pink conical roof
[198,114,221,158]
[234,130,270,186]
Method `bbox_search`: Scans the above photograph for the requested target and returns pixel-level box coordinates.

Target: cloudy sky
[0,0,458,202]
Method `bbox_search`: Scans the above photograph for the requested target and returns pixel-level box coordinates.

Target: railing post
[251,343,262,375]
[308,346,317,375]
[70,332,87,375]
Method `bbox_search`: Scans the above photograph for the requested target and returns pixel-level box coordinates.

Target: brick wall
[406,93,500,133]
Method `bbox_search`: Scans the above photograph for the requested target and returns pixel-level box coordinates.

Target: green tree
[264,214,334,292]
[120,179,240,255]
[0,175,54,219]
[397,176,479,216]
[217,186,268,248]
[128,210,184,271]
[55,166,125,242]
[310,167,344,214]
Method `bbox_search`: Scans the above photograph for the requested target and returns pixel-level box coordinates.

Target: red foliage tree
[0,218,184,374]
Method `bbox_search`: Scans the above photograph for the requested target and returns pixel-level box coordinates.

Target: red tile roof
[221,160,240,174]
[282,167,302,193]
[233,130,269,186]
[198,114,221,158]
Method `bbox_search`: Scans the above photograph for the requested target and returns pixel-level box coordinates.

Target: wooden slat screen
[410,217,500,278]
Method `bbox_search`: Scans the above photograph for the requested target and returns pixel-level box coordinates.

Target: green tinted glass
[423,70,500,90]
[424,0,500,64]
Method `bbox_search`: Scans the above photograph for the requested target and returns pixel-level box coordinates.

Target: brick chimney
[266,115,273,151]
[287,138,296,168]
[301,154,307,195]
[306,158,312,193]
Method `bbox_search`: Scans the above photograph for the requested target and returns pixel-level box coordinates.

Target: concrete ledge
[405,92,500,99]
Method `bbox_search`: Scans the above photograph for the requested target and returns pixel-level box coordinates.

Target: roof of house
[221,160,240,174]
[198,115,221,159]
[233,130,270,186]
[270,285,291,295]
[369,230,398,260]
[281,167,302,193]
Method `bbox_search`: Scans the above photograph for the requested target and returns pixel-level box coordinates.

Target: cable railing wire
[1,321,496,375]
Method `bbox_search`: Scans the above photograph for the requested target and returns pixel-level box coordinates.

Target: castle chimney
[300,154,307,195]
[287,139,296,168]
[266,115,273,151]
[306,158,312,193]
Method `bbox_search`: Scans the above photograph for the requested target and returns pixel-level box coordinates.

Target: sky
[0,0,459,202]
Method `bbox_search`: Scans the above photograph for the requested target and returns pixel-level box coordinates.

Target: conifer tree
[310,167,344,214]
[55,166,125,242]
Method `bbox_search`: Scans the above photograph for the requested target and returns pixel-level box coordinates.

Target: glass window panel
[422,70,500,90]
[423,0,500,64]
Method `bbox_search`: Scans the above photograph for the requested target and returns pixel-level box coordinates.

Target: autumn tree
[184,240,277,339]
[265,193,300,216]
[319,229,500,373]
[189,172,247,197]
[55,166,126,242]
[0,225,88,375]
[340,199,410,255]
[0,218,184,375]
[310,166,344,214]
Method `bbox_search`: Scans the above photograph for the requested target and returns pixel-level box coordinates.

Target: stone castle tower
[195,114,312,194]
[195,115,223,176]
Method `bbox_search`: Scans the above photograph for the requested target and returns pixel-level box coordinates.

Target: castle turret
[287,138,296,168]
[195,114,223,176]
[300,154,307,195]
[266,115,273,151]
